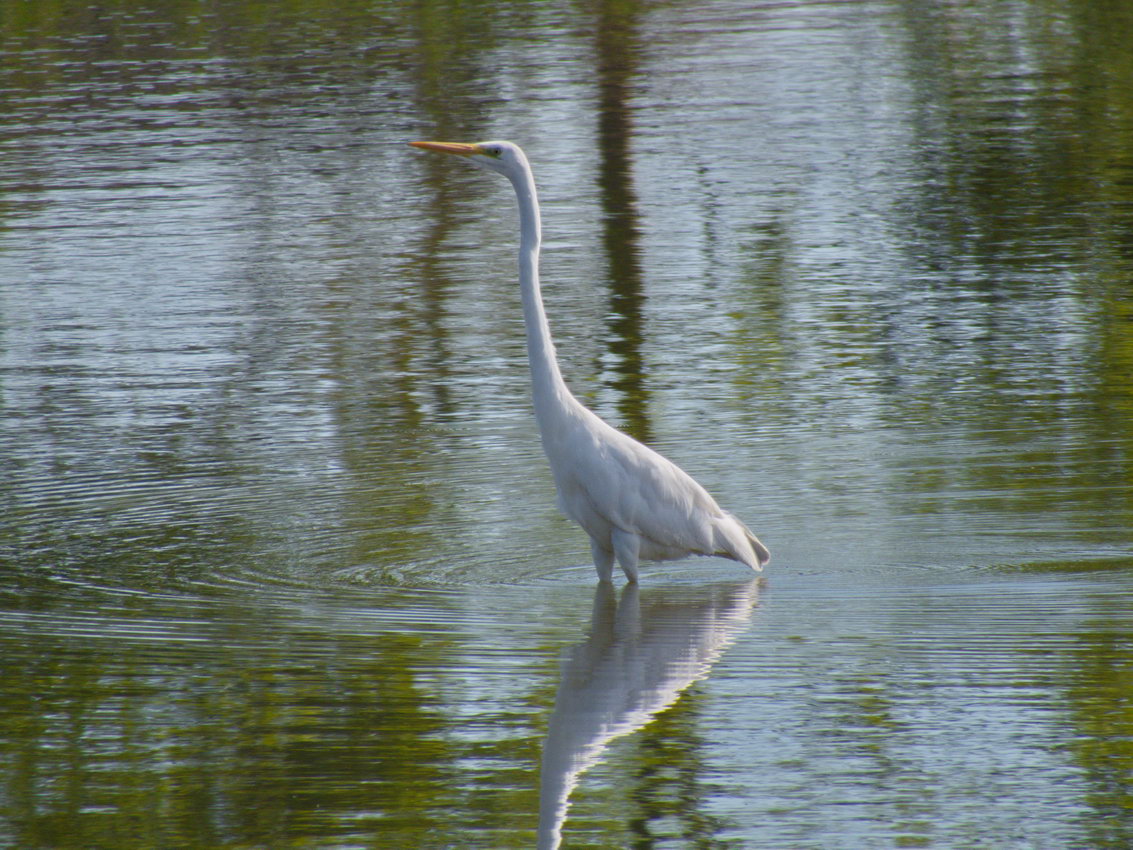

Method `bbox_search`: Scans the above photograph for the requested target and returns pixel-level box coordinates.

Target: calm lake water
[2,0,1132,847]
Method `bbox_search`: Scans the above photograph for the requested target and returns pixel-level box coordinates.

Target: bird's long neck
[510,166,572,427]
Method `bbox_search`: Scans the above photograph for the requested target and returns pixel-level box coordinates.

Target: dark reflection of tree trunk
[594,0,650,444]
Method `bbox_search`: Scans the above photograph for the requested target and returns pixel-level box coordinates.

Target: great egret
[410,140,770,582]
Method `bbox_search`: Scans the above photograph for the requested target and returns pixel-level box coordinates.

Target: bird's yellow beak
[409,141,482,157]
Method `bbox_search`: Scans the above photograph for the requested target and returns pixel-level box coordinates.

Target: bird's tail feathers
[745,527,771,569]
[713,513,770,571]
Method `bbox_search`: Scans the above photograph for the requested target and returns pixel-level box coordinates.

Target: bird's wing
[550,411,727,555]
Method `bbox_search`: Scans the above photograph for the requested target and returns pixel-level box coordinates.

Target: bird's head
[409,139,528,179]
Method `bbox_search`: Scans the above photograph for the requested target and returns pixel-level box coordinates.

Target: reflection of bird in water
[410,141,770,583]
[536,579,761,849]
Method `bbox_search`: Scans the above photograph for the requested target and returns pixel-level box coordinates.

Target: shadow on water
[537,578,760,849]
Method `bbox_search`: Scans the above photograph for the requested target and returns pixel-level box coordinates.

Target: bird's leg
[590,538,615,583]
[611,529,641,583]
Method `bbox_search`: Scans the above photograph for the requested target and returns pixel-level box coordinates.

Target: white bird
[410,140,770,582]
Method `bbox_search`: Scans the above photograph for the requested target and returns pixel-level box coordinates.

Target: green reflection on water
[1066,620,1133,849]
[0,601,472,848]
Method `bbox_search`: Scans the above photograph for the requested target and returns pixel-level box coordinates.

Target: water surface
[2,0,1132,847]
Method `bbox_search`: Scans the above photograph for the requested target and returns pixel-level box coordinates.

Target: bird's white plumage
[410,139,770,582]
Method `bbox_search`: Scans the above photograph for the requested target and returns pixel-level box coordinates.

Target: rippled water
[2,0,1132,847]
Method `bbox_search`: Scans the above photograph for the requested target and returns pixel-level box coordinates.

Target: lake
[2,0,1132,847]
